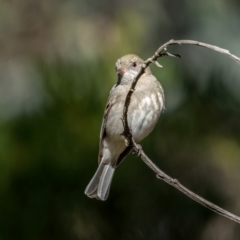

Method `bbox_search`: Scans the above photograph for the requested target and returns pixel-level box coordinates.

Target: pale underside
[99,73,164,166]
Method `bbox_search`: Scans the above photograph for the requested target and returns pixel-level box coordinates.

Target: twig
[122,39,240,224]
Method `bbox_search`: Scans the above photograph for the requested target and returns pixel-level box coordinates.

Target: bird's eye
[132,62,137,67]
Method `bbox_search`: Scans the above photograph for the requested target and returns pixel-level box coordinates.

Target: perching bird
[85,54,165,200]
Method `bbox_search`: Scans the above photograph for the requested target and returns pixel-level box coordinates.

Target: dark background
[0,1,240,239]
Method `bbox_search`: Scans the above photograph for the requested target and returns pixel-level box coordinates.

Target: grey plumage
[85,54,165,200]
[85,162,115,200]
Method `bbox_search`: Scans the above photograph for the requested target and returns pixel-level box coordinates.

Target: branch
[122,39,240,224]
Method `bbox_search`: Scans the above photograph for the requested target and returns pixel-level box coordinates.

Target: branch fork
[122,39,240,224]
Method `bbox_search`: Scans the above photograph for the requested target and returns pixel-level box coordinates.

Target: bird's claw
[134,143,142,157]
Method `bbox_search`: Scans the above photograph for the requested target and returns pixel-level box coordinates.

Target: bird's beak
[116,68,126,84]
[117,68,126,76]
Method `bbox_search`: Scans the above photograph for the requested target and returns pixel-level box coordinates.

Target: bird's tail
[85,162,115,201]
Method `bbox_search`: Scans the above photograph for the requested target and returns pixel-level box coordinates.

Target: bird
[85,54,165,200]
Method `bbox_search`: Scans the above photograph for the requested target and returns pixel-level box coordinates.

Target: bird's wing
[98,85,117,164]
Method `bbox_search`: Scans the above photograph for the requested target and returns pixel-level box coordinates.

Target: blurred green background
[1,0,240,239]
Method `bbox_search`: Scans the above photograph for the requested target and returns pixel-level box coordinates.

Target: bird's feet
[133,140,142,157]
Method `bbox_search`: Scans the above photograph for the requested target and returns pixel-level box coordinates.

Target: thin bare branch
[122,39,240,224]
[135,143,240,224]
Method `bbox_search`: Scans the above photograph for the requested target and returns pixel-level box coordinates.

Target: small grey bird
[85,54,165,200]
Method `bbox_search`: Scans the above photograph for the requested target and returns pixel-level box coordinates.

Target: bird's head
[115,54,151,85]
